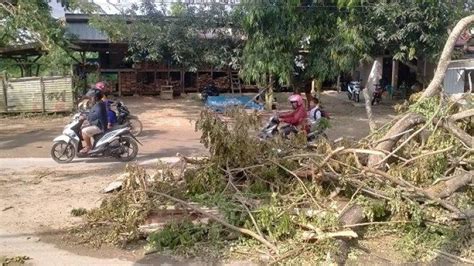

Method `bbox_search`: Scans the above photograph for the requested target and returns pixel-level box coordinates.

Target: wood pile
[214,76,230,90]
[197,73,212,89]
[119,72,137,95]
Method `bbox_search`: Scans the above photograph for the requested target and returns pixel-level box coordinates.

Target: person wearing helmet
[278,94,307,136]
[79,82,108,111]
[80,89,108,154]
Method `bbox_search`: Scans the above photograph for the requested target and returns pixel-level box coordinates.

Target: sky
[49,0,138,18]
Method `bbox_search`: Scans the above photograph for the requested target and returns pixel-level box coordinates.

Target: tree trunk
[419,15,474,100]
[313,79,323,101]
[364,59,382,132]
[363,87,376,132]
[370,15,474,164]
[265,75,274,110]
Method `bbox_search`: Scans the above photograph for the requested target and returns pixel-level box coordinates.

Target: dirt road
[0,92,400,265]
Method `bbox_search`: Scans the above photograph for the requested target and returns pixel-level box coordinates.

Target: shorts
[82,126,102,137]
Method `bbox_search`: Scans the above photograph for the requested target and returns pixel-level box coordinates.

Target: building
[65,14,250,96]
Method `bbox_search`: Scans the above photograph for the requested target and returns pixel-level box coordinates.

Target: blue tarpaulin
[205,96,264,112]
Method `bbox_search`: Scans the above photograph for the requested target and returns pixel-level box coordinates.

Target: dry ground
[0,91,401,265]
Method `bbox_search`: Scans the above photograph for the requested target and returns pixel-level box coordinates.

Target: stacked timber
[120,72,137,95]
[214,76,230,90]
[197,73,212,89]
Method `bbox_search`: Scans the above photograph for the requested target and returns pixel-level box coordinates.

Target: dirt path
[0,92,400,264]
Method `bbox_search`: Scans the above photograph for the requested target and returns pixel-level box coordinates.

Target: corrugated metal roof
[447,59,474,70]
[66,22,108,42]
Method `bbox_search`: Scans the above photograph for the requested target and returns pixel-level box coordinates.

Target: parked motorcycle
[371,84,385,105]
[201,83,220,102]
[113,101,143,137]
[258,116,327,143]
[347,81,361,102]
[50,113,141,163]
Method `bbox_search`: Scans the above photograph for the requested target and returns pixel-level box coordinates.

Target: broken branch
[145,190,279,253]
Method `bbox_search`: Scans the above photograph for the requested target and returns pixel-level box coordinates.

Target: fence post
[40,77,46,113]
[1,76,7,112]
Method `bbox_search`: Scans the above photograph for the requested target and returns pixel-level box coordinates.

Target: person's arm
[279,110,296,119]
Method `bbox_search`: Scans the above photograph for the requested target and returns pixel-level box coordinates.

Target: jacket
[280,105,307,127]
[88,101,108,131]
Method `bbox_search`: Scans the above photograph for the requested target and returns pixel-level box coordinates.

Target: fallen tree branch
[176,153,209,164]
[223,165,265,239]
[271,160,322,209]
[439,119,473,148]
[145,190,279,254]
[425,171,473,199]
[363,168,463,215]
[449,108,474,121]
[375,98,443,167]
[302,230,358,241]
[401,146,454,167]
[430,249,474,264]
[342,220,412,228]
[368,113,426,167]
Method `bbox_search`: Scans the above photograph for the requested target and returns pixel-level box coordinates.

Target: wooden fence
[0,76,74,113]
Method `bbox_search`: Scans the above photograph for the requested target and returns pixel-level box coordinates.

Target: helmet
[91,88,104,101]
[288,94,304,106]
[95,81,106,91]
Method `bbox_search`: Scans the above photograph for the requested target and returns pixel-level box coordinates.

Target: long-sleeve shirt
[279,105,307,127]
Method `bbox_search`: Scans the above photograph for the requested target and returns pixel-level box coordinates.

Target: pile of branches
[74,92,472,263]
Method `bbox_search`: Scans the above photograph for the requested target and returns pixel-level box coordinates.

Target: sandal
[79,147,90,154]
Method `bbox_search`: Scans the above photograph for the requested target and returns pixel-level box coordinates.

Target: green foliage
[395,224,458,261]
[147,221,223,251]
[195,109,262,168]
[91,1,241,71]
[70,208,87,217]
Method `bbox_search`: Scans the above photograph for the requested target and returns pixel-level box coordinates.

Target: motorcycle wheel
[115,136,138,162]
[347,92,352,100]
[371,97,376,105]
[127,118,143,137]
[51,141,75,163]
[355,93,360,102]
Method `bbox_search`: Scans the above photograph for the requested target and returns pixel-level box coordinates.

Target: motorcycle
[371,84,385,105]
[347,81,361,103]
[50,113,141,164]
[201,83,219,102]
[77,99,143,137]
[113,101,143,137]
[258,116,327,143]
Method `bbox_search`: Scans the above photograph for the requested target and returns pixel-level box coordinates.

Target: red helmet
[95,81,106,91]
[288,94,304,107]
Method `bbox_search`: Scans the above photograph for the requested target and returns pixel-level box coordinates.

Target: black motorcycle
[114,101,143,137]
[201,83,219,102]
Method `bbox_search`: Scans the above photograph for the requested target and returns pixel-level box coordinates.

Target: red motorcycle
[371,84,385,105]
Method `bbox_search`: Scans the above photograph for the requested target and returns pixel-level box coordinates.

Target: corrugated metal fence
[0,76,74,113]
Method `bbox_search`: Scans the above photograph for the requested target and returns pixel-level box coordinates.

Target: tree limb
[420,15,474,100]
[145,190,279,254]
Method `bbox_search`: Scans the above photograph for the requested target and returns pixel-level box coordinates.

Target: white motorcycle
[50,113,141,163]
[347,81,361,103]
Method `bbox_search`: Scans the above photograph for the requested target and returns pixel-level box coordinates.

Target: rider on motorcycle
[278,94,307,136]
[80,89,108,154]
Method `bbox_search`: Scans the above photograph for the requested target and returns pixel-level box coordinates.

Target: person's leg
[81,126,101,153]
